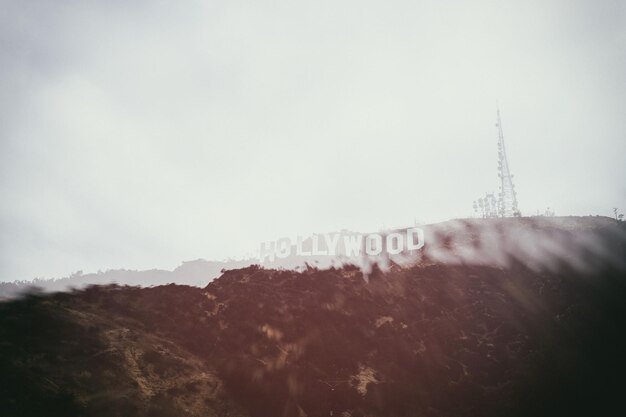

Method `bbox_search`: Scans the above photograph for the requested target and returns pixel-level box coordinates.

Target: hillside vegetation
[1,217,625,417]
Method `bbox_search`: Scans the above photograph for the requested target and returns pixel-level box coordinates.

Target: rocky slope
[1,217,625,417]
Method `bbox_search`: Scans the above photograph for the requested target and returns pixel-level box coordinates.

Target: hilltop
[1,217,625,417]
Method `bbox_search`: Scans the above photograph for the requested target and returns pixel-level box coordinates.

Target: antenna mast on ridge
[496,108,520,217]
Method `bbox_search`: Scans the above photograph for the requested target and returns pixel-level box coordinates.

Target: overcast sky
[1,0,625,281]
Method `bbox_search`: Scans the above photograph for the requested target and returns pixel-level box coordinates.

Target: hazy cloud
[1,0,625,280]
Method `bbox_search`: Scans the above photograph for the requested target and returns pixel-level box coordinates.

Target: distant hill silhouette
[0,258,255,299]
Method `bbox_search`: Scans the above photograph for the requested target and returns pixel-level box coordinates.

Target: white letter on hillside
[296,236,311,256]
[260,241,276,263]
[406,227,425,250]
[324,233,340,256]
[343,234,363,257]
[312,234,326,256]
[366,234,383,256]
[276,238,291,259]
[386,232,404,255]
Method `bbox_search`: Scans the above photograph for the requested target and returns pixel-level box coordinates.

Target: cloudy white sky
[1,0,625,281]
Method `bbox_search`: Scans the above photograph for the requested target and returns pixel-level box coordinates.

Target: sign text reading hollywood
[260,227,424,262]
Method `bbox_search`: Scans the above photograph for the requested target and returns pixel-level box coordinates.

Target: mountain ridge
[1,216,625,416]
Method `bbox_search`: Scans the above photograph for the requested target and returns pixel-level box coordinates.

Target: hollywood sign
[260,227,424,263]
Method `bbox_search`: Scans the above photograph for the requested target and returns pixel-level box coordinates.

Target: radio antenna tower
[496,107,520,217]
